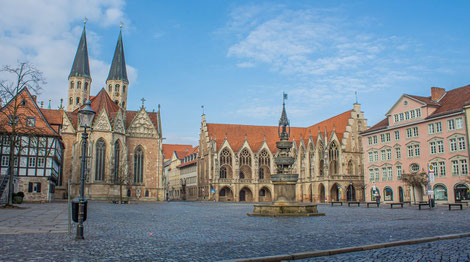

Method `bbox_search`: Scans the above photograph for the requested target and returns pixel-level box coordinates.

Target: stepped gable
[207,110,353,153]
[162,144,193,160]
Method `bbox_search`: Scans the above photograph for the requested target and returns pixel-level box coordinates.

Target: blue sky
[1,1,470,145]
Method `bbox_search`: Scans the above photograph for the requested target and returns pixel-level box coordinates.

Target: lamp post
[76,100,95,240]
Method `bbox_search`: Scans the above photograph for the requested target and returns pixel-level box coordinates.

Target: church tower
[67,24,92,112]
[106,27,129,109]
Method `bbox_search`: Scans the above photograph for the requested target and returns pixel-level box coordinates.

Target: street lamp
[76,100,95,240]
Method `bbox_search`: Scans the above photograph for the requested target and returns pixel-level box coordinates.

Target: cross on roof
[141,97,146,108]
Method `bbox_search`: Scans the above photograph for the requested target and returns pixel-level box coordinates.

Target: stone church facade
[54,26,164,201]
[197,103,367,203]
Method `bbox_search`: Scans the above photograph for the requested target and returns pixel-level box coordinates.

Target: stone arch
[454,183,470,202]
[219,147,233,179]
[218,186,233,202]
[330,183,340,201]
[258,187,272,202]
[318,183,326,203]
[239,186,253,202]
[433,183,447,201]
[384,186,393,201]
[346,184,356,201]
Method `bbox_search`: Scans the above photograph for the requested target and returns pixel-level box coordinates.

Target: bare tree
[113,157,129,204]
[0,61,45,206]
[400,172,428,204]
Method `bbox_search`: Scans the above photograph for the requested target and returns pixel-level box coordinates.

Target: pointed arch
[258,149,271,180]
[134,146,144,183]
[219,147,233,179]
[329,142,339,175]
[239,148,252,179]
[113,139,121,183]
[318,141,325,176]
[95,138,106,181]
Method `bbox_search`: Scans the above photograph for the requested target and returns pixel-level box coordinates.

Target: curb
[223,232,470,262]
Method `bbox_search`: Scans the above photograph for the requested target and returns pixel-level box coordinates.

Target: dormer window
[20,99,27,106]
[26,117,36,127]
[404,101,408,106]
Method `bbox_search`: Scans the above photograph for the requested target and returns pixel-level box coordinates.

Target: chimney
[431,87,445,101]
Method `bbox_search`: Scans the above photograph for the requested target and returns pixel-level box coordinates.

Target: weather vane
[84,17,88,25]
[120,21,124,29]
[141,98,146,108]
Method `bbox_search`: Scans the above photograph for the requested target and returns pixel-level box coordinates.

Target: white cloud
[0,0,132,108]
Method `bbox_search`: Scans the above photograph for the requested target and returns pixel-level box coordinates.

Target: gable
[62,111,76,133]
[113,110,125,134]
[93,109,112,132]
[127,109,158,138]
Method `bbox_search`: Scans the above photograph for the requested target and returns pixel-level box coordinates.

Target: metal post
[76,130,88,240]
[68,179,71,234]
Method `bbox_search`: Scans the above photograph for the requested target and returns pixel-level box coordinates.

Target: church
[197,103,367,203]
[54,25,164,201]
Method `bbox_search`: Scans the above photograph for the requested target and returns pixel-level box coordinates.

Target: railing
[239,179,252,183]
[219,178,232,183]
[0,174,10,198]
[258,179,271,184]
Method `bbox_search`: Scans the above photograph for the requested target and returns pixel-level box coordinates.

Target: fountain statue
[248,94,325,217]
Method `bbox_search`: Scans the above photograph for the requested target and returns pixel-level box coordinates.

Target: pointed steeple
[107,29,128,82]
[278,93,290,141]
[69,26,91,78]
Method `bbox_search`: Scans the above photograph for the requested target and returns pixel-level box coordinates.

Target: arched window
[123,85,126,93]
[115,100,119,105]
[70,81,74,89]
[329,142,339,175]
[145,190,149,197]
[76,97,80,105]
[69,97,73,105]
[115,84,120,92]
[84,82,88,91]
[220,148,232,166]
[318,142,324,176]
[433,184,448,201]
[108,84,112,92]
[384,187,393,201]
[121,101,125,107]
[220,166,227,178]
[77,81,81,89]
[258,168,264,179]
[95,139,106,181]
[308,145,314,177]
[240,148,251,167]
[134,146,144,183]
[114,140,120,183]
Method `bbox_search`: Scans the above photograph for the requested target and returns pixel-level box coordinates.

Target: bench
[390,203,404,208]
[366,202,380,208]
[331,201,343,206]
[457,201,469,206]
[402,201,411,206]
[347,201,360,207]
[418,202,430,210]
[449,203,463,210]
[111,200,128,204]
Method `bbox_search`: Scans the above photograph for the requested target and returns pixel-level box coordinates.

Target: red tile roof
[162,144,193,160]
[178,158,197,168]
[407,95,440,106]
[207,110,352,152]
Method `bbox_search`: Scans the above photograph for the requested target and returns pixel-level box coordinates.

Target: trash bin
[72,198,88,223]
[429,198,435,208]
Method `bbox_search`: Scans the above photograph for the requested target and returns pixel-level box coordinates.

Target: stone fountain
[248,96,325,217]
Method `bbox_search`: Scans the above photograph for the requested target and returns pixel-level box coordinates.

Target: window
[448,119,455,130]
[134,146,144,183]
[414,144,420,156]
[437,141,444,153]
[69,97,73,105]
[258,168,264,179]
[95,139,106,181]
[84,82,88,91]
[456,118,463,129]
[384,187,393,201]
[416,109,421,118]
[386,133,391,142]
[396,147,401,159]
[410,110,415,119]
[380,134,385,143]
[114,141,120,183]
[452,160,459,176]
[461,159,468,175]
[434,185,448,201]
[1,156,9,166]
[115,84,120,92]
[394,114,399,122]
[28,182,41,193]
[450,138,457,152]
[375,168,379,181]
[77,81,81,89]
[368,137,372,145]
[220,166,227,179]
[394,131,400,140]
[400,113,404,121]
[410,163,420,173]
[382,168,387,181]
[76,97,80,105]
[428,124,435,134]
[396,166,402,179]
[386,149,392,160]
[37,158,45,168]
[439,161,446,177]
[430,142,436,154]
[70,81,74,89]
[413,127,419,137]
[369,169,374,182]
[368,152,373,162]
[373,151,379,162]
[405,111,410,120]
[458,137,466,151]
[407,145,414,157]
[108,84,112,92]
[373,136,377,144]
[436,122,442,133]
[406,128,412,138]
[381,150,386,161]
[20,99,27,106]
[26,117,36,127]
[388,167,392,181]
[28,157,36,167]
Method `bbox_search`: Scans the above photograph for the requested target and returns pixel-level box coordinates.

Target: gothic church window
[76,97,80,105]
[84,82,88,91]
[329,142,339,175]
[220,166,227,179]
[123,85,126,93]
[108,84,112,92]
[115,84,120,92]
[134,146,144,183]
[240,148,251,167]
[220,148,232,166]
[70,81,74,89]
[95,139,106,181]
[69,97,73,105]
[114,140,120,183]
[77,81,81,89]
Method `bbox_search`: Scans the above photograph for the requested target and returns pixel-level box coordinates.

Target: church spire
[69,25,91,79]
[107,29,128,82]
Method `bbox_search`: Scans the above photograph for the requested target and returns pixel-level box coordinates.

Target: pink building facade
[362,86,470,203]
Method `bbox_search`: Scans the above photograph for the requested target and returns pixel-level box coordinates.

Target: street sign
[428,163,434,172]
[427,190,434,195]
[429,172,435,183]
[210,188,215,194]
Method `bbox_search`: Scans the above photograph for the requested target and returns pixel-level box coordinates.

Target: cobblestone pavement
[0,202,68,234]
[307,237,470,262]
[1,202,470,261]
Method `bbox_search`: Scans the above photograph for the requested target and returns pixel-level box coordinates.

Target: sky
[1,0,470,145]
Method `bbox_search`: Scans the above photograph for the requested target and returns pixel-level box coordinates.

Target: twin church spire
[67,23,128,112]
